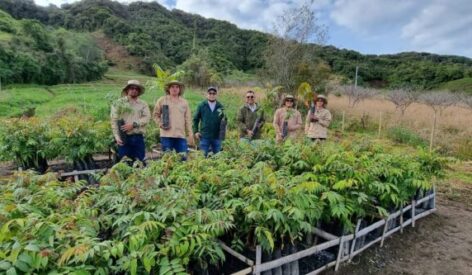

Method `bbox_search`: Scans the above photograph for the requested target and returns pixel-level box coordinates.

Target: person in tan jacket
[110,80,151,162]
[273,94,303,142]
[153,80,194,158]
[305,94,332,141]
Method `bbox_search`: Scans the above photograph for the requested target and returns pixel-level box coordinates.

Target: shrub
[387,126,427,147]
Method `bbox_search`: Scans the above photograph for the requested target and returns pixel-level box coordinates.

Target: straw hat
[122,80,145,96]
[165,80,185,95]
[315,94,328,105]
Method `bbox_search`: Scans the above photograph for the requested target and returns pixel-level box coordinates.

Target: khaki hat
[165,80,185,96]
[122,80,145,96]
[315,94,328,105]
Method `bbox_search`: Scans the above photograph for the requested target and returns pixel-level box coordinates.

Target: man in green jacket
[193,87,226,156]
[237,90,265,140]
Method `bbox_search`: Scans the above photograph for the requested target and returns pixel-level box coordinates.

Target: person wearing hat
[153,80,194,158]
[273,94,303,142]
[237,90,265,140]
[110,80,151,162]
[193,87,226,156]
[305,94,332,141]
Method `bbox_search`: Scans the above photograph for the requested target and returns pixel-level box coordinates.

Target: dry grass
[327,95,472,158]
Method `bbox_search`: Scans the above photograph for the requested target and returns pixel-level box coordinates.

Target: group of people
[111,79,332,162]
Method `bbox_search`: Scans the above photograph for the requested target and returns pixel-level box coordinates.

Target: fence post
[341,111,345,132]
[378,112,382,138]
[429,111,437,152]
[255,245,262,275]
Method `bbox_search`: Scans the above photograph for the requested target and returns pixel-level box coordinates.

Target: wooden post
[341,111,345,132]
[411,200,416,228]
[400,206,404,234]
[73,170,79,182]
[380,216,390,247]
[429,111,437,152]
[255,245,262,275]
[348,219,362,262]
[378,112,382,138]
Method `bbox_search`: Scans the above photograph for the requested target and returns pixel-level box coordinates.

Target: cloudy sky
[34,0,472,58]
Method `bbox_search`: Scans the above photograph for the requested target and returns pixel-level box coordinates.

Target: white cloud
[401,0,472,56]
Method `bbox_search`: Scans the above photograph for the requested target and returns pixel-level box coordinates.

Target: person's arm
[192,104,201,135]
[110,104,121,142]
[304,111,310,134]
[135,102,151,128]
[273,109,282,135]
[290,111,303,131]
[153,98,162,127]
[237,107,247,133]
[318,110,332,127]
[184,102,194,143]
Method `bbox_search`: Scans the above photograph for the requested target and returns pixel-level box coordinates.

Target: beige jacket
[273,107,303,141]
[305,108,332,139]
[110,97,151,141]
[153,95,193,139]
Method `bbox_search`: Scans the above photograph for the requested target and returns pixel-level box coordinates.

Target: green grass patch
[440,77,472,94]
[386,126,427,147]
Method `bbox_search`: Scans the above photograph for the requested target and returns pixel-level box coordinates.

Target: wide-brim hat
[315,94,328,105]
[165,80,185,95]
[122,80,145,96]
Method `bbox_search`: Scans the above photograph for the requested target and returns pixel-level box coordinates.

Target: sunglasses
[286,99,294,102]
[208,92,217,95]
[246,96,255,98]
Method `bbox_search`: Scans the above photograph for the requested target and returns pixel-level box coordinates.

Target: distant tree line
[1,0,471,90]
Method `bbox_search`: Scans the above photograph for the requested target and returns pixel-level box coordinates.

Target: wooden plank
[255,245,261,275]
[416,193,435,205]
[61,168,107,177]
[305,260,337,275]
[219,241,254,266]
[312,227,338,241]
[349,236,382,258]
[356,219,385,238]
[335,235,346,271]
[400,206,404,234]
[232,267,253,275]
[412,200,416,227]
[414,208,436,220]
[380,216,390,247]
[253,238,341,273]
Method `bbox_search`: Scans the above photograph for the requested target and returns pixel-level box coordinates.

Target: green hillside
[0,9,107,86]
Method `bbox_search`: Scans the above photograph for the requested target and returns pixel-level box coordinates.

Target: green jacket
[193,100,225,139]
[237,104,265,139]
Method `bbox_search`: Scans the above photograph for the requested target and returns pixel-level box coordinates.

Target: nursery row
[0,140,446,274]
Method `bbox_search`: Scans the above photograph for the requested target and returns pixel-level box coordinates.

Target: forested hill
[1,0,472,90]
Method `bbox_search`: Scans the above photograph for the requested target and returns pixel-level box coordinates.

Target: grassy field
[440,77,472,94]
[0,69,250,122]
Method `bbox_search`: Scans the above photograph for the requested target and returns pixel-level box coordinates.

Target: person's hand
[116,138,124,146]
[160,123,170,130]
[310,116,319,122]
[187,135,195,147]
[120,123,134,132]
[195,132,201,139]
[247,129,254,137]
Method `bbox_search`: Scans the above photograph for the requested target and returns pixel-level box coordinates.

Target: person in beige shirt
[273,94,303,142]
[305,94,332,141]
[153,80,194,158]
[110,80,151,162]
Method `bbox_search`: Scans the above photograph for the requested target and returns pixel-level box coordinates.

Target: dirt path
[327,196,472,275]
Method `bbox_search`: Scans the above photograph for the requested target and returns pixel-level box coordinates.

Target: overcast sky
[34,0,472,58]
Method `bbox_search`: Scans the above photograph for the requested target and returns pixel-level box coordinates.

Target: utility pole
[354,65,359,89]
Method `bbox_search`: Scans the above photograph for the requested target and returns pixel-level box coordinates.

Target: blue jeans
[199,138,222,156]
[161,137,188,154]
[118,134,145,161]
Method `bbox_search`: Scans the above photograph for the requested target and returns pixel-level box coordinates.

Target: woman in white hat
[305,94,332,141]
[273,94,303,142]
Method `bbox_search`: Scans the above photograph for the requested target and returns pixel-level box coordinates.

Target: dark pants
[118,134,145,161]
[199,138,222,156]
[161,137,188,156]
